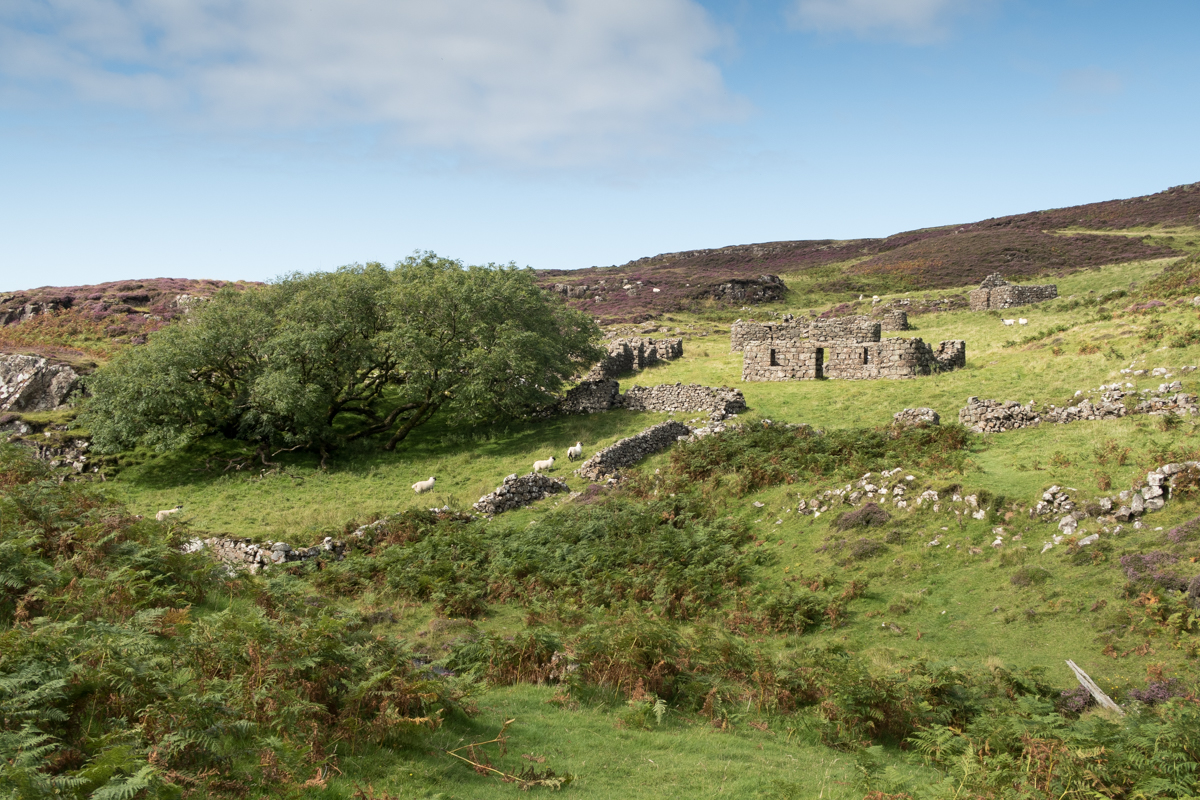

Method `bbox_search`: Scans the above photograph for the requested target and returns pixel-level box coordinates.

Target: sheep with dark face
[567,442,583,461]
[412,477,436,493]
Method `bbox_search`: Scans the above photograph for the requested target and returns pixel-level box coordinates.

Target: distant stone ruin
[586,337,683,381]
[968,273,1057,311]
[734,317,964,383]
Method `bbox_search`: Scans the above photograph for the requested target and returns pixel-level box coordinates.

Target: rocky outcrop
[473,472,570,515]
[576,420,693,481]
[0,355,79,412]
[710,275,787,303]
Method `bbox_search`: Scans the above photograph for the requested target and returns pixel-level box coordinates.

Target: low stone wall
[894,407,940,426]
[961,382,1200,433]
[559,379,621,414]
[586,337,684,380]
[576,420,693,480]
[730,317,881,351]
[187,536,347,574]
[968,274,1058,311]
[0,354,79,412]
[875,309,910,331]
[742,338,966,381]
[621,383,746,420]
[558,380,745,418]
[473,472,570,515]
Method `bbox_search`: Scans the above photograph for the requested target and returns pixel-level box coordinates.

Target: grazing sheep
[533,457,555,473]
[567,442,583,461]
[156,506,182,522]
[1002,319,1015,326]
[1018,318,1028,325]
[412,476,436,493]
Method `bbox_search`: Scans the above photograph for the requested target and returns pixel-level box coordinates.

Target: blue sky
[1,0,1198,291]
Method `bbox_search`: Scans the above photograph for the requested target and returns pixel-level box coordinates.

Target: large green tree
[82,254,602,458]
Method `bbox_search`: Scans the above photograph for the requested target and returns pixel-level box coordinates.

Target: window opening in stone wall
[862,347,871,365]
[770,348,779,366]
[815,347,824,379]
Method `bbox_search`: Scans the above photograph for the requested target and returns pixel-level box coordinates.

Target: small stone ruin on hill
[733,316,965,382]
[586,336,683,381]
[968,273,1057,311]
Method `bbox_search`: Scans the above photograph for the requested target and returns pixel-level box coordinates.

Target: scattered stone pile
[559,380,746,420]
[797,468,917,515]
[893,407,940,427]
[576,420,693,481]
[959,382,1199,433]
[0,354,79,412]
[185,536,348,574]
[473,472,570,515]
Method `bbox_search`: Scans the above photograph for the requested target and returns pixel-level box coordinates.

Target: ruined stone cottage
[968,273,1057,311]
[733,318,965,382]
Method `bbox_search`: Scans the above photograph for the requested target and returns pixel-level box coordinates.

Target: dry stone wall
[473,472,570,515]
[742,338,965,382]
[731,317,881,351]
[894,407,940,426]
[576,420,693,481]
[558,379,745,419]
[0,354,79,412]
[968,273,1058,311]
[875,309,910,331]
[959,382,1200,433]
[586,337,684,380]
[621,383,746,420]
[187,536,347,574]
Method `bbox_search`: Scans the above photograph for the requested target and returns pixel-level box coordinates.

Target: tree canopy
[81,254,602,457]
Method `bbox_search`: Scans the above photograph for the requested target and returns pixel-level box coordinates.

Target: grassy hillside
[6,188,1200,799]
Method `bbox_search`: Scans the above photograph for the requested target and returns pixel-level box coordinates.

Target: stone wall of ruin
[875,309,910,331]
[473,472,570,515]
[558,379,746,419]
[968,284,1058,311]
[742,338,966,382]
[730,317,881,351]
[586,337,684,380]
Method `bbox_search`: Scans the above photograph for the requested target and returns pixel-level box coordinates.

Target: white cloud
[788,0,971,43]
[0,0,741,165]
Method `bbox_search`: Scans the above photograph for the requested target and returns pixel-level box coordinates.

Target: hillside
[541,181,1200,322]
[6,188,1200,799]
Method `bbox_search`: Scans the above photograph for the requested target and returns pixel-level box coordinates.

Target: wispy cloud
[0,0,742,166]
[788,0,972,44]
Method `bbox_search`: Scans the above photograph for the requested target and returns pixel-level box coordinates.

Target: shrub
[833,503,891,532]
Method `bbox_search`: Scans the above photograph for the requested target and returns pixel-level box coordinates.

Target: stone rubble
[473,472,570,515]
[959,381,1199,433]
[893,407,940,427]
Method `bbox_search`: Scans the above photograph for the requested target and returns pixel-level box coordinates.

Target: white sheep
[567,442,583,461]
[412,476,436,493]
[156,506,182,522]
[1018,318,1028,325]
[533,456,555,473]
[1002,319,1015,326]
